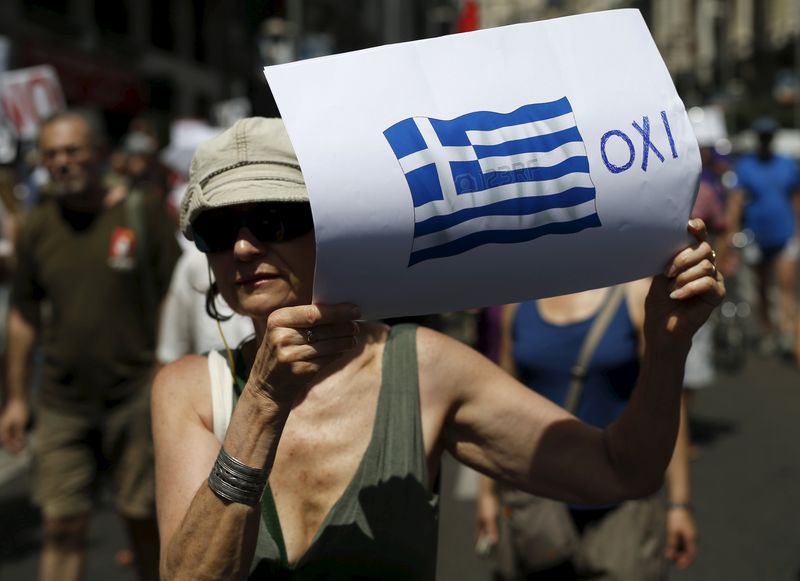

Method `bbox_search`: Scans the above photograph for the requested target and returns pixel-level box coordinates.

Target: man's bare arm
[0,304,39,452]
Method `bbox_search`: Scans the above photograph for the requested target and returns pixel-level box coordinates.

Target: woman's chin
[237,293,301,318]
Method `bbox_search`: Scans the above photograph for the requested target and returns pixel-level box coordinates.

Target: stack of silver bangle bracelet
[207,447,269,506]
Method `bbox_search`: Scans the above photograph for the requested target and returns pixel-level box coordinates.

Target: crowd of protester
[0,107,793,580]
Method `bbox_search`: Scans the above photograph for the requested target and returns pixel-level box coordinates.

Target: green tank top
[229,324,440,579]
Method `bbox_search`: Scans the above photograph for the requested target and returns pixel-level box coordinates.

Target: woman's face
[197,203,316,319]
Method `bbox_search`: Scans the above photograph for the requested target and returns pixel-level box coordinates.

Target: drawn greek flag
[383,97,601,266]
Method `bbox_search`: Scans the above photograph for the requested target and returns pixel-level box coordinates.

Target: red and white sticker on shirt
[108,227,137,270]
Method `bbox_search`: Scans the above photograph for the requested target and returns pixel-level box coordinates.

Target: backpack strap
[563,285,627,414]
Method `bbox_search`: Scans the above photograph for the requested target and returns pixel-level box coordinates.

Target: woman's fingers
[666,241,714,279]
[268,318,360,353]
[657,218,724,306]
[260,303,363,393]
[670,258,717,291]
[668,251,722,301]
[275,336,360,364]
[293,320,360,346]
[669,273,718,301]
[269,303,361,331]
[686,217,709,243]
[663,219,720,295]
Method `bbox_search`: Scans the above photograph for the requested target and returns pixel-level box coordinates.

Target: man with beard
[0,111,180,581]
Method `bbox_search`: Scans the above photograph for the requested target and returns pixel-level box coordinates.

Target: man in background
[0,111,180,581]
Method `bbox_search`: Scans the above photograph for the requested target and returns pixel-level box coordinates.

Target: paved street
[668,352,800,581]
[1,350,798,580]
[0,456,135,580]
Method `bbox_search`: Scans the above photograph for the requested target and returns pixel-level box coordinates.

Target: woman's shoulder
[413,324,490,382]
[153,354,214,420]
[155,353,211,383]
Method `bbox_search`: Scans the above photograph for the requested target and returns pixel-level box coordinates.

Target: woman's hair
[205,282,233,322]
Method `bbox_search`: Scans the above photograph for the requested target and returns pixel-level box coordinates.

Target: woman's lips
[236,273,280,287]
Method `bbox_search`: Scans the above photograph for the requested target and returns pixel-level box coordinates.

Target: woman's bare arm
[431,221,722,505]
[427,325,684,503]
[153,304,361,580]
[153,355,286,580]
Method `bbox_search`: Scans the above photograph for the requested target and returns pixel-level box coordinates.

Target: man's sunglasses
[192,203,314,254]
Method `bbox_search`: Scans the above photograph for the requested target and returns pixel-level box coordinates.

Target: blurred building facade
[0,0,441,141]
[478,0,800,130]
[0,0,797,139]
[0,0,259,139]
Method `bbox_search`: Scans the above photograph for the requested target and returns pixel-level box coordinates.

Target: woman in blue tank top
[477,282,696,580]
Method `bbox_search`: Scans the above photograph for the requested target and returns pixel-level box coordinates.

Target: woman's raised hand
[248,303,362,406]
[645,219,725,344]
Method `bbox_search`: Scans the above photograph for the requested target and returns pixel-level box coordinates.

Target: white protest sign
[265,9,700,320]
[1,65,66,141]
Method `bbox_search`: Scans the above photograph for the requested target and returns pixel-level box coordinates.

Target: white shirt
[157,246,253,363]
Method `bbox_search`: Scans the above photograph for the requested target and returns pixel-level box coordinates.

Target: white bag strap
[207,350,234,442]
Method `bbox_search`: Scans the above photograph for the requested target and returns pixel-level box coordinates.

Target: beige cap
[180,117,308,239]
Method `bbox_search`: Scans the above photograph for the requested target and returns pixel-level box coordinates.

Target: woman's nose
[233,226,266,258]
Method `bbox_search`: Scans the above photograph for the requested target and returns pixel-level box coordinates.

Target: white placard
[0,65,66,141]
[265,9,700,320]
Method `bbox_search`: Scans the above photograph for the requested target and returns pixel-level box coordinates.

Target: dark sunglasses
[192,203,314,254]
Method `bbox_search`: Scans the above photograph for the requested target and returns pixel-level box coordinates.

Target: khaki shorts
[32,390,155,520]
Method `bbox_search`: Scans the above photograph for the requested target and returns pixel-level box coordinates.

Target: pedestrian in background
[0,110,180,581]
[122,117,174,203]
[476,282,696,580]
[730,117,800,358]
[683,141,731,420]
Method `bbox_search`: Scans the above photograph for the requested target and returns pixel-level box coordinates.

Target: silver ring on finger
[710,249,717,278]
[305,328,315,344]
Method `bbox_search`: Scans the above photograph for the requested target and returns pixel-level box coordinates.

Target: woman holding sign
[151,117,722,580]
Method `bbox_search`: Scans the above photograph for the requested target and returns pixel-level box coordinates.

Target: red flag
[456,0,479,32]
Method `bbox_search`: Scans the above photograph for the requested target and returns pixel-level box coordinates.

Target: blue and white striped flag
[383,97,601,266]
